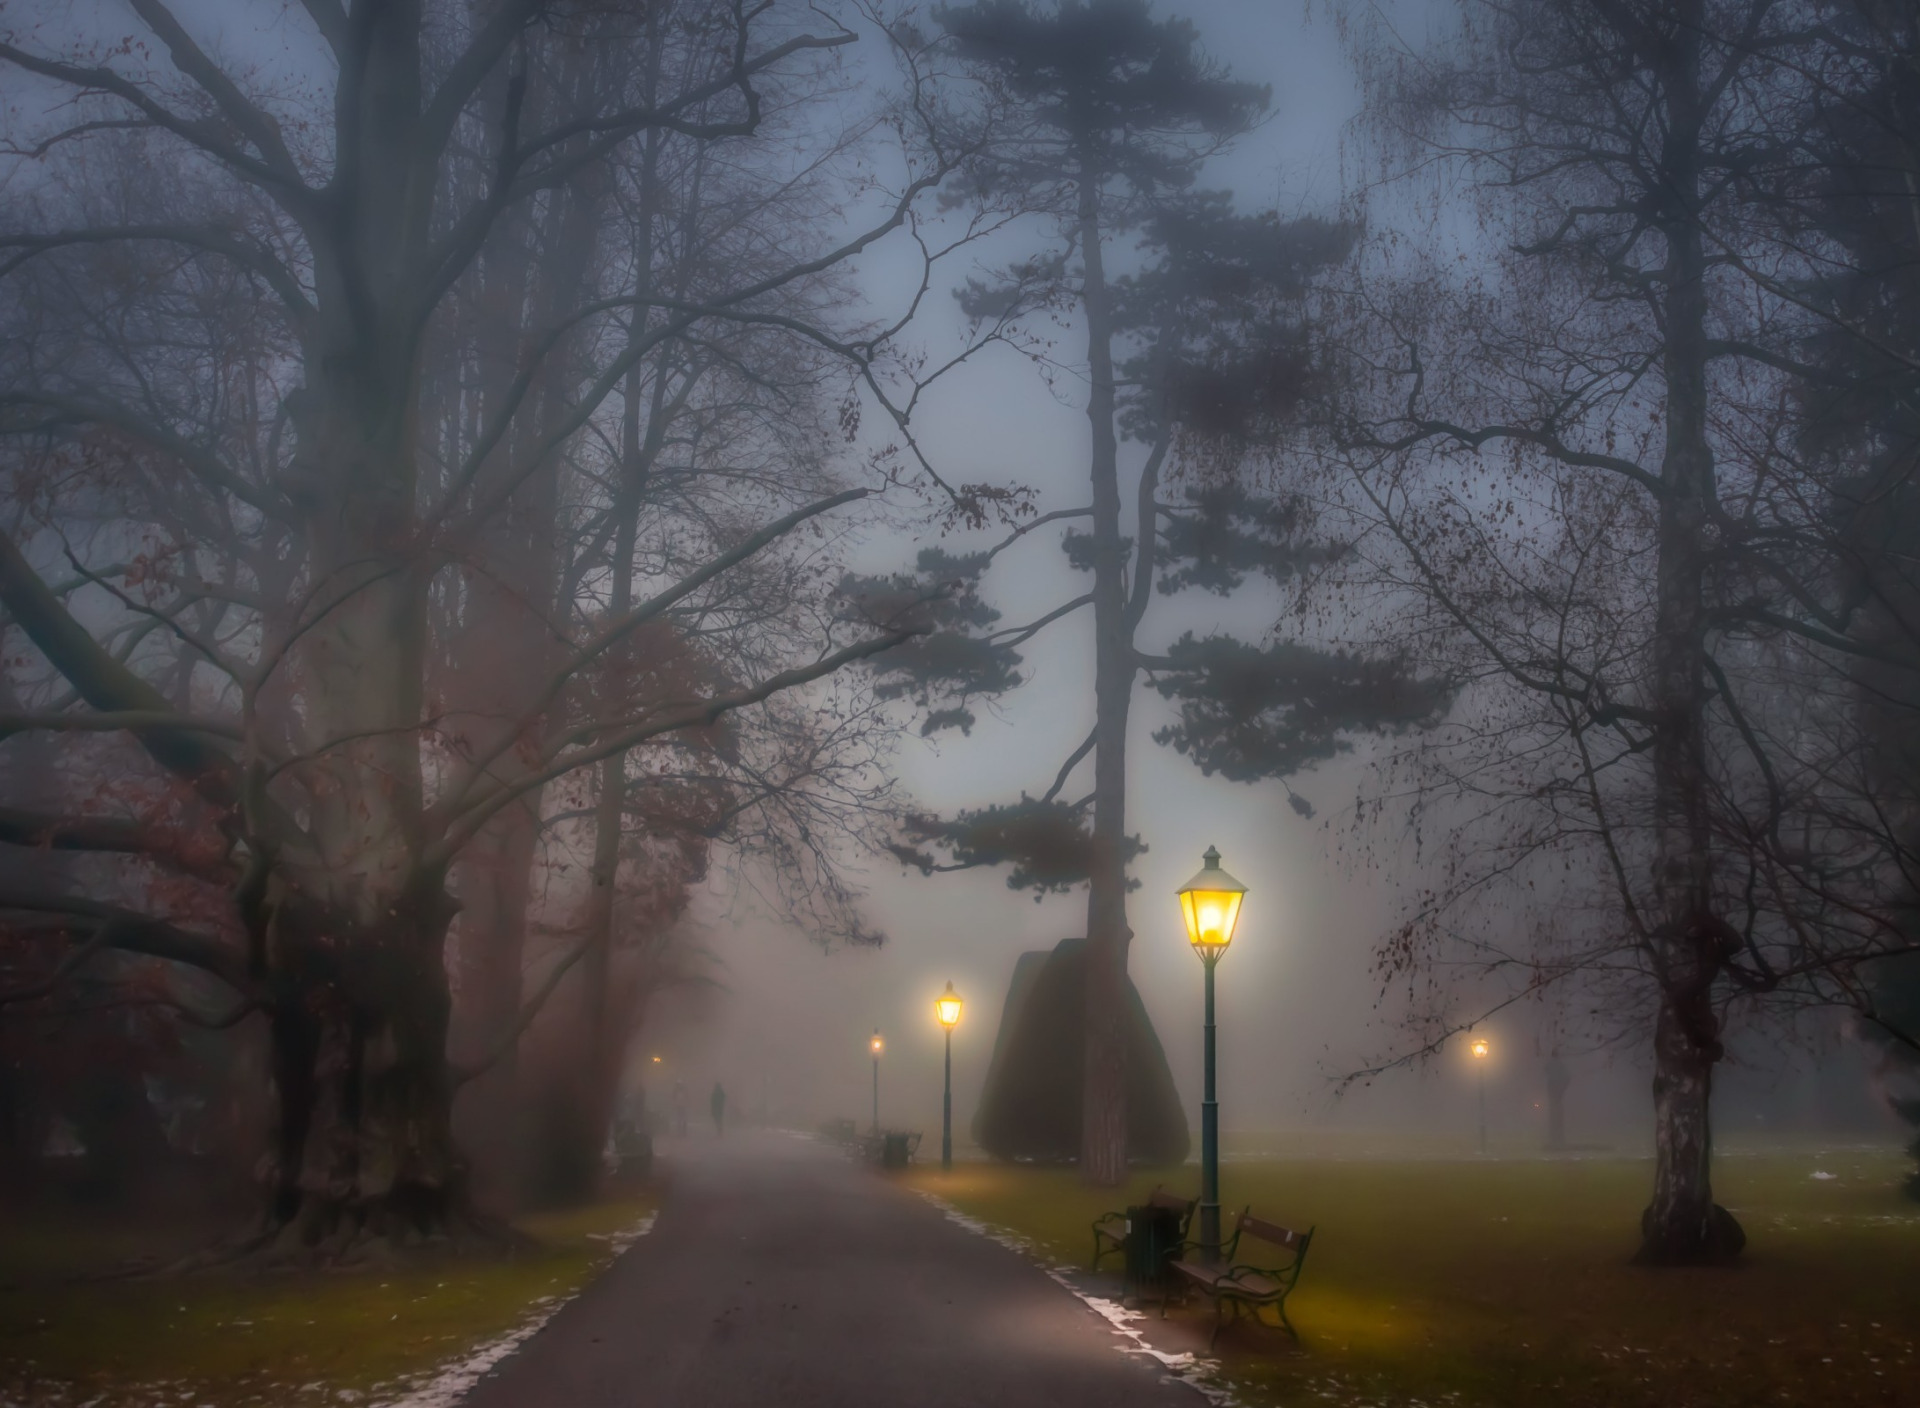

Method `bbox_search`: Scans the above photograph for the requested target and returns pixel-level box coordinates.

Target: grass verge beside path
[906,1151,1920,1408]
[0,1194,657,1408]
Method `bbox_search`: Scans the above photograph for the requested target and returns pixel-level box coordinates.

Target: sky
[668,0,1408,1139]
[641,0,1889,1152]
[3,0,1888,1156]
[639,0,1891,1154]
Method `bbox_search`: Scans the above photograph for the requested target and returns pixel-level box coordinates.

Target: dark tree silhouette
[1334,0,1920,1263]
[0,0,986,1252]
[1783,0,1920,1198]
[857,0,1446,1185]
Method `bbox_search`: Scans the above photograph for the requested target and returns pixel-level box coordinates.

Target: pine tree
[852,0,1446,1183]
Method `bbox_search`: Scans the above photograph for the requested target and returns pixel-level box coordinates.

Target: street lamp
[1177,844,1248,1263]
[934,981,964,1172]
[870,1028,884,1135]
[1470,1035,1491,1155]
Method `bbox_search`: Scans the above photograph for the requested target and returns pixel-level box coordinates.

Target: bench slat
[1237,1213,1305,1249]
[1168,1261,1226,1288]
[1223,1271,1281,1296]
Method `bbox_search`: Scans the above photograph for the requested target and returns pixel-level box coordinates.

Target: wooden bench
[1091,1186,1196,1271]
[1166,1210,1313,1347]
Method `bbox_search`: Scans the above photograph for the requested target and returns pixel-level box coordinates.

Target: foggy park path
[457,1130,1203,1408]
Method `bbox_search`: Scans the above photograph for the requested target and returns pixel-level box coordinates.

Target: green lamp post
[1177,844,1248,1263]
[934,981,964,1171]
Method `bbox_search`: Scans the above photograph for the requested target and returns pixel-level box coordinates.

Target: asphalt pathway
[460,1131,1203,1407]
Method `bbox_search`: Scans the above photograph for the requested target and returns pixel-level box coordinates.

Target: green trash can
[1122,1202,1182,1302]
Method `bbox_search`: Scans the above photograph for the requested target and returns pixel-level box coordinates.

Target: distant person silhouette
[671,1079,689,1137]
[710,1081,727,1136]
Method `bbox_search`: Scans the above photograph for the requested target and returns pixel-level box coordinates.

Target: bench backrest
[1237,1213,1310,1256]
[1146,1188,1197,1216]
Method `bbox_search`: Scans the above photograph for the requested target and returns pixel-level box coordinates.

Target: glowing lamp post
[1178,844,1248,1263]
[934,981,964,1171]
[870,1029,884,1135]
[1470,1035,1491,1155]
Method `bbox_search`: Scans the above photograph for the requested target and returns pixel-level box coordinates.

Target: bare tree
[1334,0,1920,1263]
[0,0,983,1250]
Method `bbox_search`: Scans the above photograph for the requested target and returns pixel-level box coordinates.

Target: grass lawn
[0,1194,657,1407]
[906,1146,1920,1408]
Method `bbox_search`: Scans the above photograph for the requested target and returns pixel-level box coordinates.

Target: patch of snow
[1811,1170,1837,1181]
[585,1213,658,1256]
[916,1192,1242,1407]
[369,1211,656,1408]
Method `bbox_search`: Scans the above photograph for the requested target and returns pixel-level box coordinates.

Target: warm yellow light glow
[651,1055,662,1064]
[1176,845,1249,960]
[870,1029,884,1056]
[1470,1036,1491,1060]
[934,980,964,1030]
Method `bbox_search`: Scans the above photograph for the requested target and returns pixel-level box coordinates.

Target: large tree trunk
[1077,171,1136,1187]
[252,1,475,1247]
[1637,3,1742,1265]
[526,752,627,1208]
[445,132,603,1201]
[521,299,663,1201]
[452,801,537,1196]
[1544,1052,1569,1150]
[268,906,471,1249]
[1641,987,1743,1262]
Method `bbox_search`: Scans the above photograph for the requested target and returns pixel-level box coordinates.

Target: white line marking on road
[914,1193,1242,1407]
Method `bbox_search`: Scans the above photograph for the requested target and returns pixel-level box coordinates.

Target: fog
[619,0,1898,1157]
[9,11,1920,1408]
[0,0,1910,1266]
[628,0,1409,1142]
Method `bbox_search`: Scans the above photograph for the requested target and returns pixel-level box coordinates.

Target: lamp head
[870,1029,884,1056]
[1176,845,1248,963]
[1470,1036,1490,1060]
[935,980,964,1031]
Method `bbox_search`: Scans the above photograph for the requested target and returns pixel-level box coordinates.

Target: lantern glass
[1176,845,1249,959]
[870,1030,884,1056]
[934,981,964,1030]
[1470,1037,1490,1060]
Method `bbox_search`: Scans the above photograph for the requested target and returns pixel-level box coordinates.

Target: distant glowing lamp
[870,1029,885,1056]
[651,1054,663,1064]
[1470,1036,1491,1061]
[934,981,964,1031]
[1177,845,1248,964]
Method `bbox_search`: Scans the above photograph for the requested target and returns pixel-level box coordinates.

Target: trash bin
[1122,1202,1182,1301]
[882,1131,913,1167]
